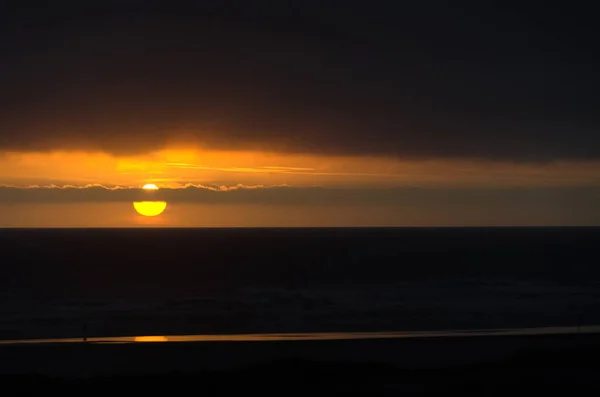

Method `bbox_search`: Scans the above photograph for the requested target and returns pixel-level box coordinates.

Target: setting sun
[133,201,167,217]
[143,184,159,190]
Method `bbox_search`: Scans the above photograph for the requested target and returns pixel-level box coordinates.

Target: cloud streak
[164,163,400,178]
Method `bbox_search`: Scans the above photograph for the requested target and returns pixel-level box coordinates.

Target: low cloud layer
[0,184,598,226]
[1,3,600,161]
[1,184,598,209]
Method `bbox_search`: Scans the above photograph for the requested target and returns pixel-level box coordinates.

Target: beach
[1,329,600,395]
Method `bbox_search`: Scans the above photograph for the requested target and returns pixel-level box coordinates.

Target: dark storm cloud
[1,2,600,160]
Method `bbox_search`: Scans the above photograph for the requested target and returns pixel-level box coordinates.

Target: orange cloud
[1,149,600,190]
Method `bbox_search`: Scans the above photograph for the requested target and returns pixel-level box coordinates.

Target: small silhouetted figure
[82,321,88,343]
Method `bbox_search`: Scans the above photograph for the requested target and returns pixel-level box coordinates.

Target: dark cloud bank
[1,2,600,160]
[1,184,599,225]
[0,185,598,209]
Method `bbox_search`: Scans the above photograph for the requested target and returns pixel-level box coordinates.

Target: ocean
[0,227,598,340]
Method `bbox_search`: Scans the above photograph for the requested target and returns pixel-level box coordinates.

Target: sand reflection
[2,326,600,345]
[134,335,169,342]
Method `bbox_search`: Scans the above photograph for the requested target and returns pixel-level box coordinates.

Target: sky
[1,1,599,226]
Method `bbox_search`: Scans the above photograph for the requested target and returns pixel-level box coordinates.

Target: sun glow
[143,183,159,190]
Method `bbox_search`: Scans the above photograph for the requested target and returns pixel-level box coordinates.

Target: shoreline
[0,324,598,346]
[2,326,600,376]
[4,326,600,394]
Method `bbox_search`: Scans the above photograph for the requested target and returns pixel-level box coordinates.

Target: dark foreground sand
[2,332,600,395]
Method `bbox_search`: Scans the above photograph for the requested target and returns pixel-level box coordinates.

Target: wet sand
[1,324,599,345]
[1,327,600,376]
[2,328,600,395]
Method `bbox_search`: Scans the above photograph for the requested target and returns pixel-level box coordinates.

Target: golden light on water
[133,201,167,217]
